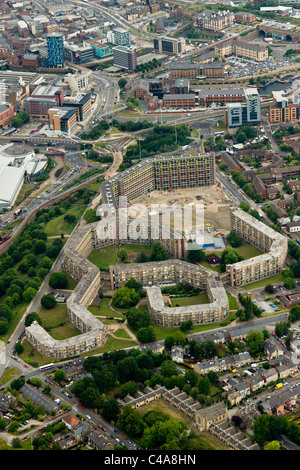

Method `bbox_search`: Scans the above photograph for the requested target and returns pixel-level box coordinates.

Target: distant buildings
[113,45,137,73]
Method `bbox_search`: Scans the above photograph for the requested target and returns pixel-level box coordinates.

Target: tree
[25,312,42,327]
[41,293,57,310]
[54,369,66,384]
[150,242,168,261]
[180,319,193,333]
[264,441,281,450]
[118,78,127,88]
[49,272,68,289]
[227,230,243,248]
[22,287,37,303]
[117,248,128,262]
[126,307,151,331]
[160,360,178,378]
[116,404,144,437]
[112,287,140,309]
[101,399,120,423]
[198,377,211,395]
[187,249,205,264]
[246,329,264,355]
[265,284,275,294]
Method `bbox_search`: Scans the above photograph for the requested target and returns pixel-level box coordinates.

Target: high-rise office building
[111,28,130,46]
[225,88,261,127]
[46,33,65,68]
[113,45,137,73]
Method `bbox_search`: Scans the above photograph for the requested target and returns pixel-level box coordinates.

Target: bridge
[256,24,300,43]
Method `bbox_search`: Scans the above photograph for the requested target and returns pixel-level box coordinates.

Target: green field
[226,292,238,310]
[88,297,123,319]
[244,273,285,290]
[64,273,78,290]
[38,304,81,340]
[236,244,263,259]
[119,243,152,261]
[88,245,117,270]
[0,367,20,385]
[113,328,131,339]
[44,205,86,237]
[83,334,137,356]
[139,400,190,427]
[170,294,210,307]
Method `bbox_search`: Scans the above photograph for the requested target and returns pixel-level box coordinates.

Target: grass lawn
[243,273,285,290]
[0,367,20,385]
[83,334,137,356]
[183,433,227,450]
[119,244,152,261]
[19,339,51,366]
[226,292,238,310]
[170,294,210,307]
[0,437,32,450]
[64,273,78,290]
[236,244,263,260]
[200,261,221,273]
[113,328,131,339]
[139,400,190,427]
[89,300,123,319]
[88,245,117,270]
[43,205,86,237]
[38,304,81,340]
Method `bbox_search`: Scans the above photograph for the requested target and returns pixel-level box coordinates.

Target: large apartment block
[227,209,288,286]
[101,154,216,210]
[109,260,229,327]
[215,39,268,62]
[25,225,106,358]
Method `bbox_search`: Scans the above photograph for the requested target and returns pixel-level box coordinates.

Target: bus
[39,363,55,371]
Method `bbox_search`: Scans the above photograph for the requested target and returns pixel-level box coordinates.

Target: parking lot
[226,56,294,78]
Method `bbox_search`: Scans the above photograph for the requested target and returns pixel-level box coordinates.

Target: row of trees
[124,124,191,160]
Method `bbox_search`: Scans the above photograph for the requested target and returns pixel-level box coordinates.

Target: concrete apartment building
[109,259,229,327]
[101,153,216,210]
[25,225,107,358]
[227,209,288,287]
